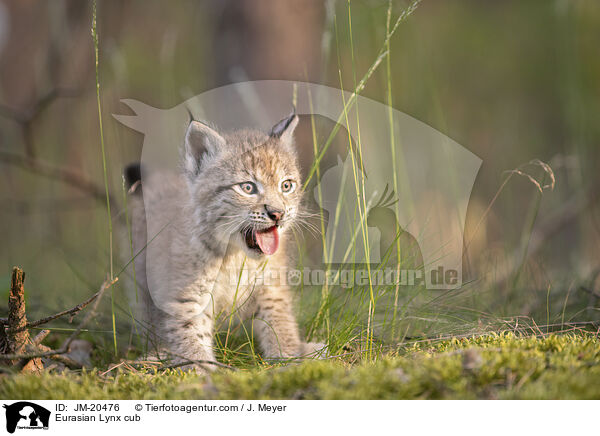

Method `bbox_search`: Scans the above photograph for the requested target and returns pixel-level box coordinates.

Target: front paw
[301,342,328,359]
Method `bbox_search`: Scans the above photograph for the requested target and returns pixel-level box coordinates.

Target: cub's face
[184,115,302,258]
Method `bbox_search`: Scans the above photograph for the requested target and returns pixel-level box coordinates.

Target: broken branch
[0,276,117,362]
[0,150,112,204]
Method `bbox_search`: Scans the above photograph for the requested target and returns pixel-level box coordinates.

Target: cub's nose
[265,204,284,222]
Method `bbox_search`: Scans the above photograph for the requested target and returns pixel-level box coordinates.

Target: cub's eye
[239,182,258,195]
[281,179,296,194]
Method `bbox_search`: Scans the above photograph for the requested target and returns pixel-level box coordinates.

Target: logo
[113,80,481,316]
[3,402,50,433]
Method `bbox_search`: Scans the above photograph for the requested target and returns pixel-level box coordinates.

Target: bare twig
[30,289,101,326]
[163,358,236,371]
[0,150,112,204]
[0,87,80,157]
[1,286,103,331]
[0,342,62,361]
[62,276,117,353]
[16,333,50,371]
[36,344,82,369]
[31,329,51,346]
[97,354,235,373]
[0,88,109,205]
[162,351,236,371]
[99,361,127,376]
[580,287,600,300]
[0,87,80,123]
[4,288,103,333]
[0,277,117,361]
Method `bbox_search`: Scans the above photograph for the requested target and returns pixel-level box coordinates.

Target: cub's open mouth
[243,226,279,255]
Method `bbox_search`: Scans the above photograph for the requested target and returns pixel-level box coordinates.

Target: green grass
[2,333,599,400]
[2,0,599,401]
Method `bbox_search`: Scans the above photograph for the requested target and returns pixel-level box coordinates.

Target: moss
[1,333,599,399]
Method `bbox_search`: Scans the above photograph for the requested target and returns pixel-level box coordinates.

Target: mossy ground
[2,332,599,400]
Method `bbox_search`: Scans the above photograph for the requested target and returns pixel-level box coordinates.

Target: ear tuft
[269,113,299,144]
[184,120,225,177]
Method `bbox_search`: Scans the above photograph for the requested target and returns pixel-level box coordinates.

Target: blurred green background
[0,0,599,357]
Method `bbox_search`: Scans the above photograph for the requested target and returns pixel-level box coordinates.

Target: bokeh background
[1,0,599,359]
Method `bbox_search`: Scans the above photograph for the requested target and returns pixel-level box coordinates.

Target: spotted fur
[124,114,325,370]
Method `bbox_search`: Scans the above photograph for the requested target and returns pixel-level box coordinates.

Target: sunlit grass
[92,0,117,356]
[3,333,599,400]
[96,0,590,372]
[2,0,599,403]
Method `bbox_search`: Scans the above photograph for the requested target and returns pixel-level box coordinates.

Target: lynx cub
[125,113,325,369]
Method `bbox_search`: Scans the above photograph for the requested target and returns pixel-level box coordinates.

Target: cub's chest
[211,257,273,314]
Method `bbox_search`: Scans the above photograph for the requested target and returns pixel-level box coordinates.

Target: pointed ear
[184,120,225,177]
[269,113,299,144]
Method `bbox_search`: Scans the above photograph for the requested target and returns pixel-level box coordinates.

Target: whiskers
[215,213,247,237]
[214,209,324,242]
[290,210,324,239]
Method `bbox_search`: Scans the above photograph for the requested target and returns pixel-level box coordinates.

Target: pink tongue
[255,227,279,255]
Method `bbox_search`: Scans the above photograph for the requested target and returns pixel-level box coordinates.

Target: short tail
[124,162,142,194]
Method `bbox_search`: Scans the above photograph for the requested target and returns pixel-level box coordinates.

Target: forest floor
[2,332,599,400]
